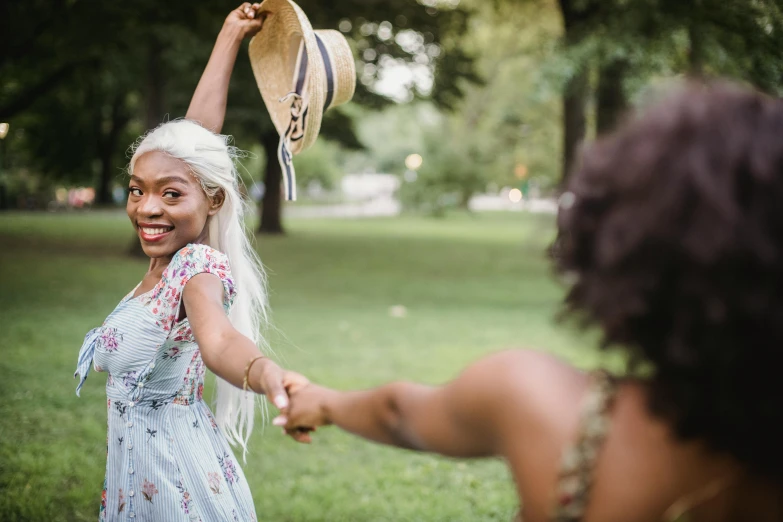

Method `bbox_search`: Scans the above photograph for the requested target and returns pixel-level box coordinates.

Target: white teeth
[141,227,171,235]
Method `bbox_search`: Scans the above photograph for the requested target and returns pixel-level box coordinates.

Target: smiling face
[127,151,220,259]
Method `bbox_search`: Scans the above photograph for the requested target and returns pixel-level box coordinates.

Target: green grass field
[0,211,612,521]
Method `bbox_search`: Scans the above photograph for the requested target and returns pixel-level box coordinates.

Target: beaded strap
[550,370,617,522]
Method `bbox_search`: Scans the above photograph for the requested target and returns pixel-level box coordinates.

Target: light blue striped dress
[75,244,257,522]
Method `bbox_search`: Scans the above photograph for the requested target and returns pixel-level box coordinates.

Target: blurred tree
[1,0,478,233]
[556,0,599,182]
[551,0,783,179]
[341,102,437,177]
[0,1,98,119]
[392,0,783,206]
[103,0,480,233]
[397,128,488,215]
[290,140,345,193]
[393,0,561,212]
[8,0,781,221]
[454,0,561,191]
[10,64,140,205]
[1,0,450,219]
[0,0,195,205]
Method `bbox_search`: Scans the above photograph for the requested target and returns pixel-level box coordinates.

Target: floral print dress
[75,244,257,522]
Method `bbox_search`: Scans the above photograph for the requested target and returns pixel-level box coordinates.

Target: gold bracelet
[243,354,267,392]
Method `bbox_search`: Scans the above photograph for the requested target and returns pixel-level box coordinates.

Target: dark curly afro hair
[555,82,783,481]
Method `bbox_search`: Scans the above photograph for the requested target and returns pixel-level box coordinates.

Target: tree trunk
[97,95,129,206]
[688,21,704,77]
[258,130,285,235]
[459,189,473,211]
[145,36,165,129]
[130,38,167,256]
[0,139,7,210]
[596,59,628,135]
[96,148,114,206]
[562,70,588,182]
[558,0,599,183]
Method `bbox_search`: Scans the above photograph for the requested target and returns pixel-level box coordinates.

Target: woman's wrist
[220,20,248,43]
[319,386,339,425]
[248,356,278,395]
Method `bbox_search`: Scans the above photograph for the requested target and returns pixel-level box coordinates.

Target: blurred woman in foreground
[280,83,783,522]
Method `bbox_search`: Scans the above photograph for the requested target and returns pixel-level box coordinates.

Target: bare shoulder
[182,271,225,302]
[462,348,574,375]
[181,273,228,327]
[456,349,588,451]
[463,349,587,409]
[462,351,589,515]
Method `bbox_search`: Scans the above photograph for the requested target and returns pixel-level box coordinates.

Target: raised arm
[186,3,266,132]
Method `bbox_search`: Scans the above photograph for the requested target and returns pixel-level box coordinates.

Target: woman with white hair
[73,4,305,520]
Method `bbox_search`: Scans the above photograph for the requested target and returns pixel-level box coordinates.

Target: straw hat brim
[313,29,357,110]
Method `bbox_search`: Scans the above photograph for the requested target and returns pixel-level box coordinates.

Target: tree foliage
[4,0,783,221]
[1,0,478,224]
[549,0,783,178]
[368,0,563,213]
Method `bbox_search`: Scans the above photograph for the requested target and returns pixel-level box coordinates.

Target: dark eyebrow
[157,176,190,185]
[129,175,190,186]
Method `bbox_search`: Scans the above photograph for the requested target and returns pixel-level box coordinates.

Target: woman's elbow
[379,382,429,451]
[196,331,233,369]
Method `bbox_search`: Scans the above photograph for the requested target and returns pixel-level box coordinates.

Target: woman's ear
[208,189,225,216]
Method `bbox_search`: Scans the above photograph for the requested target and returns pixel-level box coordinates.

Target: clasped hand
[225,3,269,39]
[271,373,331,444]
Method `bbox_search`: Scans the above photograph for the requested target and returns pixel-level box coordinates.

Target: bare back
[499,353,776,522]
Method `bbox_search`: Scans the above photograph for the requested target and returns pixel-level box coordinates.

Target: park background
[1,1,782,520]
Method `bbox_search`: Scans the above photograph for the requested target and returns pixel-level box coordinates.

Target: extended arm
[282,350,588,457]
[184,273,291,409]
[281,351,545,456]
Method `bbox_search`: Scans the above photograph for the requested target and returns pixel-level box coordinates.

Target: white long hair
[129,119,269,454]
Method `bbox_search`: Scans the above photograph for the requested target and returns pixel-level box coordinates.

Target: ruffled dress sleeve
[153,243,237,333]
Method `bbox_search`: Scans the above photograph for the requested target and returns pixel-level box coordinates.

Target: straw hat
[249,0,356,201]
